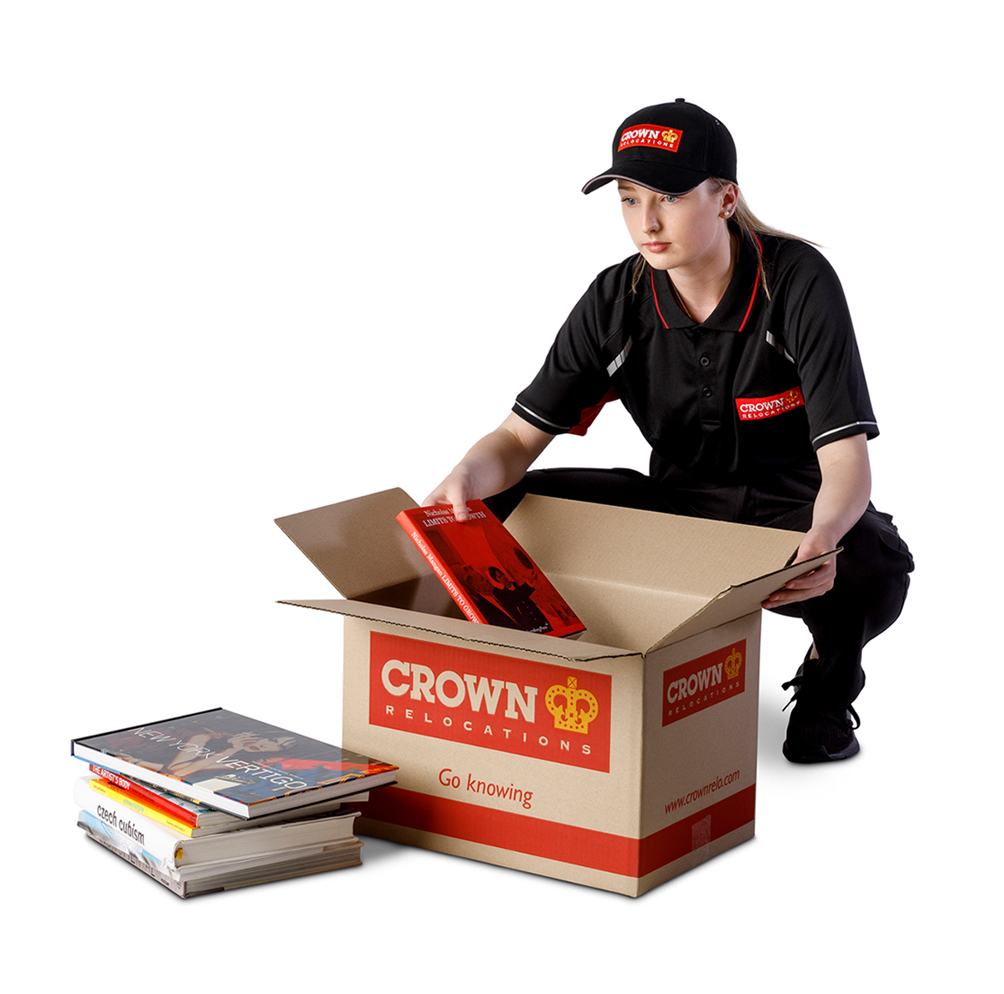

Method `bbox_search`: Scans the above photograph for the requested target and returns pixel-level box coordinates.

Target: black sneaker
[781,653,861,763]
[782,701,860,763]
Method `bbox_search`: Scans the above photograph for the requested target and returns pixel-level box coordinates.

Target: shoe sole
[782,734,860,764]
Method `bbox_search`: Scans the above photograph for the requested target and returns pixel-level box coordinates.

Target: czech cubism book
[396,500,585,638]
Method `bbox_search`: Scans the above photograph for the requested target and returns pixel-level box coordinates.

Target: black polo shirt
[513,233,877,489]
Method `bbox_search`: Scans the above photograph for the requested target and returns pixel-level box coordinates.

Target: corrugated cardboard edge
[278,598,640,663]
[647,548,841,653]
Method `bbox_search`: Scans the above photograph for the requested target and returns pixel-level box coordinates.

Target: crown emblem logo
[724,647,743,680]
[545,677,599,735]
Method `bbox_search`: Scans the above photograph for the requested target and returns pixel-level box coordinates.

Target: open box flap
[278,598,640,663]
[645,548,841,653]
[504,494,805,599]
[275,488,426,601]
[277,488,820,657]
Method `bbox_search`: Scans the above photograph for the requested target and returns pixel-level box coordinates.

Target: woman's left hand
[761,434,871,610]
[762,530,837,609]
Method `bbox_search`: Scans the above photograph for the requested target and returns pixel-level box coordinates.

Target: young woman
[426,99,914,763]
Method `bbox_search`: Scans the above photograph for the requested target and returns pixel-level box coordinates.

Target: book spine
[88,777,196,837]
[396,512,486,624]
[72,744,247,817]
[74,777,184,867]
[89,763,200,826]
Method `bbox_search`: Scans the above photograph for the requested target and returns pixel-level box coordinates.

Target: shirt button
[700,354,711,367]
[702,386,713,397]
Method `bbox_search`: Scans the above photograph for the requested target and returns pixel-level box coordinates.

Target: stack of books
[71,708,398,898]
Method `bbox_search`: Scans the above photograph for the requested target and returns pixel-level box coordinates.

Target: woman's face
[617,179,736,276]
[242,735,295,753]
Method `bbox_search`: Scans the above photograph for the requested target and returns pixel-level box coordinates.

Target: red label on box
[618,124,683,153]
[370,632,612,772]
[360,783,756,878]
[662,641,746,726]
[735,387,805,421]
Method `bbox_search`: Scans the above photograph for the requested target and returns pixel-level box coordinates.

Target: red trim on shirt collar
[651,267,669,329]
[649,231,762,333]
[736,233,762,334]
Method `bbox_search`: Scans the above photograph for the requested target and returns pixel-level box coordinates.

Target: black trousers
[486,467,914,709]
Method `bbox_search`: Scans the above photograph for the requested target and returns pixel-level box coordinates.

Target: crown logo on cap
[724,648,743,680]
[545,677,599,735]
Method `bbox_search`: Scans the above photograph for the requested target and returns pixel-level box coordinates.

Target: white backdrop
[5,2,997,988]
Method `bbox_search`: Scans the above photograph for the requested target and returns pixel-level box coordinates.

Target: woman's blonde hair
[630,178,812,300]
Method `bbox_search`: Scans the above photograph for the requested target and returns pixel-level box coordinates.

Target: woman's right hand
[423,413,555,521]
[424,467,478,521]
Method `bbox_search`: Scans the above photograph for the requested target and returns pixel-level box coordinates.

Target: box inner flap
[277,489,811,657]
[647,548,838,652]
[279,599,640,662]
[505,495,803,598]
[549,575,706,652]
[275,488,426,601]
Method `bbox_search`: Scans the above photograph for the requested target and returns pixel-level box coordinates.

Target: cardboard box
[276,488,818,897]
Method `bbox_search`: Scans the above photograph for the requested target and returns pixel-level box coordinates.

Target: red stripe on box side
[359,784,755,878]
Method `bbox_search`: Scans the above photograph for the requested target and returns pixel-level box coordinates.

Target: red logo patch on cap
[618,124,683,153]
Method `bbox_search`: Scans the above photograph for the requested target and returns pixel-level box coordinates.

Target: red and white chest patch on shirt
[735,387,805,421]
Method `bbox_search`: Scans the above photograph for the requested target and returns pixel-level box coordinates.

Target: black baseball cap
[582,98,737,196]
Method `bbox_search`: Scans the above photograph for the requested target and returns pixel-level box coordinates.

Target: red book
[396,501,585,638]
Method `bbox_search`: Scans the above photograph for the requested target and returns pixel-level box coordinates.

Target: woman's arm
[762,433,872,608]
[424,412,555,521]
